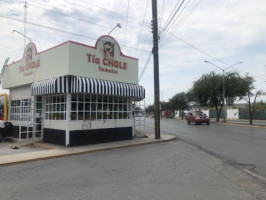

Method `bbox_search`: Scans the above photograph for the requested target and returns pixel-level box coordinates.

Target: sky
[0,0,266,106]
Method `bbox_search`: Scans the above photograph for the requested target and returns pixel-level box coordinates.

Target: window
[45,94,66,120]
[70,94,132,121]
[10,99,31,121]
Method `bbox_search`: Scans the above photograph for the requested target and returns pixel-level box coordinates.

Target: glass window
[70,94,133,121]
[44,94,66,120]
[10,99,31,121]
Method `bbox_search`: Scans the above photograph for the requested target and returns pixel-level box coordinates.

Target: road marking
[243,169,266,182]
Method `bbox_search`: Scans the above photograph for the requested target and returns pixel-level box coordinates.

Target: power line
[0,14,151,53]
[26,2,112,29]
[138,51,153,83]
[134,0,149,57]
[160,0,185,40]
[158,0,166,30]
[166,0,191,33]
[125,0,129,48]
[170,0,202,31]
[164,29,232,66]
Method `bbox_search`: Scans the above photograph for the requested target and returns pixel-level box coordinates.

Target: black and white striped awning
[31,76,145,100]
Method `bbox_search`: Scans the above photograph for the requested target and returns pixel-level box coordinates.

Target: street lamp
[12,30,31,48]
[108,23,122,35]
[204,61,243,122]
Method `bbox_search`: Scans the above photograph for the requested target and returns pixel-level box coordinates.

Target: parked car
[185,111,210,125]
[0,121,13,141]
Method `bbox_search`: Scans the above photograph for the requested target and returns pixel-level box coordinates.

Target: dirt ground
[0,138,46,156]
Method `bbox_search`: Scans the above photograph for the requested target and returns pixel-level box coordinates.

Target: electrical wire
[158,0,166,32]
[0,15,151,53]
[166,0,191,33]
[125,0,129,48]
[160,0,185,39]
[170,0,202,31]
[26,2,112,29]
[138,51,153,83]
[134,0,149,57]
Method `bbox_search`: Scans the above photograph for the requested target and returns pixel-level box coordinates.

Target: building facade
[2,35,145,147]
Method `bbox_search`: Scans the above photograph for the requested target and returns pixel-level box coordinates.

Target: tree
[240,75,265,125]
[255,101,266,110]
[160,101,170,111]
[145,104,154,114]
[169,92,190,119]
[191,71,249,122]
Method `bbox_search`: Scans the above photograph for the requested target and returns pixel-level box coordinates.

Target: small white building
[2,35,145,147]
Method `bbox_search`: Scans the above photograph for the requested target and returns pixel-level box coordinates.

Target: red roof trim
[7,36,138,66]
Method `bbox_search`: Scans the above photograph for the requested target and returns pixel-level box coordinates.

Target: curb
[0,134,176,166]
[216,122,266,129]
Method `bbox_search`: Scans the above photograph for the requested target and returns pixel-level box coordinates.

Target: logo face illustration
[100,41,115,60]
[26,47,32,64]
[19,44,40,77]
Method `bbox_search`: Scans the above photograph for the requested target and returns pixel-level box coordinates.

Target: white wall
[227,109,239,119]
[43,119,132,131]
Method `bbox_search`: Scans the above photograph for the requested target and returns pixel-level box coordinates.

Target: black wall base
[43,128,66,146]
[43,127,133,147]
[12,126,33,139]
[69,127,132,147]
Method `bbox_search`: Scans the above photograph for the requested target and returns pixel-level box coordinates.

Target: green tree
[239,75,265,125]
[160,101,170,111]
[169,92,190,119]
[255,101,266,110]
[191,71,249,122]
[145,104,154,114]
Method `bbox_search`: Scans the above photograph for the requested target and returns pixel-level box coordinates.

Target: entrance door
[34,96,43,138]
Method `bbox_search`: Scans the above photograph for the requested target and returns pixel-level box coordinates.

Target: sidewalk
[0,134,175,166]
[175,117,266,127]
[222,119,266,127]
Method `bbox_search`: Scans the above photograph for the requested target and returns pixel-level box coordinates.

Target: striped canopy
[31,76,145,100]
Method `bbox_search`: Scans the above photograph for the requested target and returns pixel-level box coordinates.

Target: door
[34,96,43,138]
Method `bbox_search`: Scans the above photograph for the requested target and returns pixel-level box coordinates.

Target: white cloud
[0,0,265,105]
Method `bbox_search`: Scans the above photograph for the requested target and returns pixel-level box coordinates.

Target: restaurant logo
[87,37,127,75]
[100,41,115,60]
[26,47,32,64]
[19,44,40,77]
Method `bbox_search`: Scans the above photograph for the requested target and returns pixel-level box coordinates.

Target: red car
[185,111,210,125]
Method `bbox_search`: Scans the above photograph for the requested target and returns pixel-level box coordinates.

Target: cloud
[0,0,265,105]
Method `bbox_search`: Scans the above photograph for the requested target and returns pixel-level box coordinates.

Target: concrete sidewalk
[0,134,175,166]
[174,117,266,127]
[221,119,266,127]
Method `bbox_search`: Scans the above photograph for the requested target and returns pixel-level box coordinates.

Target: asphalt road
[1,139,265,200]
[145,118,266,177]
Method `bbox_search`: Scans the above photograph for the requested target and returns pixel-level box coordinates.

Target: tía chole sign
[19,44,40,77]
[87,40,127,75]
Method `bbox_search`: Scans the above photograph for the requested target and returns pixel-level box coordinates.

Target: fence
[239,110,266,120]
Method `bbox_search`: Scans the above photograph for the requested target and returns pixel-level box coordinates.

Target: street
[145,118,266,177]
[1,119,266,199]
[1,138,266,200]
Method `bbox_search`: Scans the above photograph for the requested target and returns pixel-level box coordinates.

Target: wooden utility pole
[151,0,160,139]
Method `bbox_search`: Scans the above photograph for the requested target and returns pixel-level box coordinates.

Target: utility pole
[24,1,28,48]
[151,0,160,139]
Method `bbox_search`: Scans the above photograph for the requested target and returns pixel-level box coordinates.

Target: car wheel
[0,132,3,142]
[195,121,198,125]
[187,120,190,125]
[207,122,210,125]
